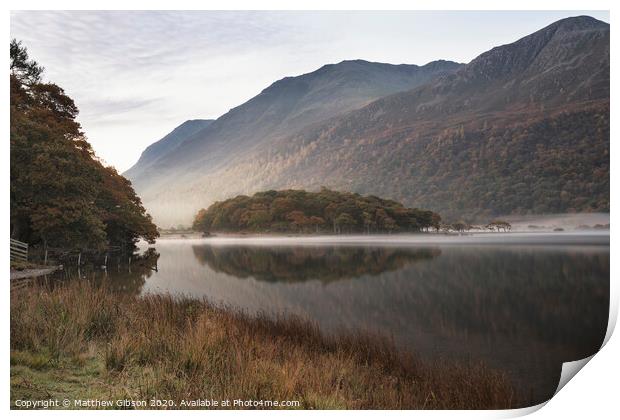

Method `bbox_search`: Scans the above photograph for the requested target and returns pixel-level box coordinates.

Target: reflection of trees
[192,245,441,283]
[41,248,159,295]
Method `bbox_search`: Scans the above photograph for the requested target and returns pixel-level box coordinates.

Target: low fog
[500,213,609,232]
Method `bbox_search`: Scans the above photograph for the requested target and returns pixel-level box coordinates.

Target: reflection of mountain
[384,250,609,350]
[192,245,441,283]
[347,249,608,404]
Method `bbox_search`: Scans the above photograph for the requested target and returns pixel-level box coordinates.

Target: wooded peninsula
[193,188,442,234]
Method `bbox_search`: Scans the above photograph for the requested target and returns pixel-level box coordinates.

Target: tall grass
[11,281,517,409]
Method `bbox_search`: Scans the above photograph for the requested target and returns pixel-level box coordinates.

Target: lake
[48,232,609,405]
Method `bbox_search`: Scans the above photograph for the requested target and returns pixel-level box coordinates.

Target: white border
[2,1,616,419]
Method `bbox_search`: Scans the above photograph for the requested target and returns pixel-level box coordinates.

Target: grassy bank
[11,281,517,409]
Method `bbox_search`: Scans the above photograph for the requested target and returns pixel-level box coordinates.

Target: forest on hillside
[10,40,158,251]
[259,103,610,223]
[192,188,441,234]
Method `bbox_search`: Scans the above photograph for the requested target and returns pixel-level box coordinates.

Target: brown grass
[10,281,517,409]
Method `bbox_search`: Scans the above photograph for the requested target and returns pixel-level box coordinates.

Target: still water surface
[51,233,610,404]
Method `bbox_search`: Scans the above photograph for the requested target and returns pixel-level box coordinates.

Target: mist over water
[501,212,610,231]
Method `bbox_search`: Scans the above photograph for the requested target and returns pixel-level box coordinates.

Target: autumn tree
[286,210,310,232]
[335,213,356,233]
[308,216,325,233]
[10,40,158,250]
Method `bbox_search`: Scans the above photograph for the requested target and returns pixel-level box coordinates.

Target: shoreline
[10,266,60,281]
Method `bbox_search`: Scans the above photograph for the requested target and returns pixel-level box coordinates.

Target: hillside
[124,119,213,182]
[128,16,609,226]
[125,60,463,224]
[256,16,610,220]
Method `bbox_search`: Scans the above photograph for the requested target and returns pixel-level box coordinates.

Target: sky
[10,10,610,172]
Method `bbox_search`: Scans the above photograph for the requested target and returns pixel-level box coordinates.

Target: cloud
[79,97,162,118]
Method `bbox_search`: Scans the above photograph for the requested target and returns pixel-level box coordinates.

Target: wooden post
[44,248,48,265]
[104,254,108,267]
[77,252,81,266]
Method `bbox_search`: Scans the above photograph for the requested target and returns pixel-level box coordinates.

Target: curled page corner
[500,401,548,418]
[505,355,597,417]
[602,295,618,349]
[527,301,617,414]
[550,303,616,400]
[554,355,595,396]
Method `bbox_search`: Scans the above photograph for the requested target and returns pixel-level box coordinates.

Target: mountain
[248,15,609,220]
[124,60,463,224]
[127,16,609,226]
[124,119,213,181]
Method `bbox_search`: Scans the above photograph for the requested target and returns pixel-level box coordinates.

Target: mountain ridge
[125,59,463,193]
[126,15,609,227]
[125,119,213,181]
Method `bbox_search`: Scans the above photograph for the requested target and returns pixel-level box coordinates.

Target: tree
[362,211,376,234]
[96,166,159,246]
[10,40,158,250]
[335,213,356,233]
[308,216,325,233]
[375,208,397,232]
[10,39,43,85]
[286,210,310,232]
[486,220,512,232]
[248,210,272,229]
[451,221,471,232]
[431,213,442,232]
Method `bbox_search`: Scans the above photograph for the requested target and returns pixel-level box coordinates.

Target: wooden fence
[11,239,147,270]
[30,244,127,267]
[10,239,29,262]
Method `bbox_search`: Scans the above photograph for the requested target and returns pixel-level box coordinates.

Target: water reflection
[192,245,441,283]
[48,235,609,405]
[138,238,608,404]
[45,248,160,295]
